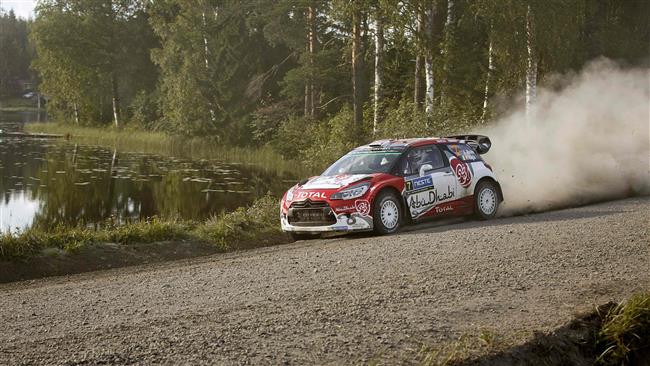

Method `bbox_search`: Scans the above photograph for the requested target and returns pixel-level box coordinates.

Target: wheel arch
[475,177,504,202]
[372,185,409,220]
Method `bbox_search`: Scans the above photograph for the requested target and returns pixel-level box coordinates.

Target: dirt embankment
[0,197,648,365]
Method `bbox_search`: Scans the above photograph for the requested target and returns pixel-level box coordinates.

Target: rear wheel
[474,180,499,220]
[373,190,402,235]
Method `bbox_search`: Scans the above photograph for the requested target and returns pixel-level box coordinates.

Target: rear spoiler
[445,135,492,154]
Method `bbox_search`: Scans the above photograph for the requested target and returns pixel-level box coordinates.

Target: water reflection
[0,111,293,232]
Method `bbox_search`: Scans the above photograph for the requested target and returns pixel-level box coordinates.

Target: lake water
[0,110,295,232]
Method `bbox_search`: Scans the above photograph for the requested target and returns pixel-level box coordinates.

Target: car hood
[300,174,374,190]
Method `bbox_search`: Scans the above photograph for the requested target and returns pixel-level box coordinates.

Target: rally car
[280,135,503,240]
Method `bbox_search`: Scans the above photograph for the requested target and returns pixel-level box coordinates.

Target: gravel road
[1,197,648,365]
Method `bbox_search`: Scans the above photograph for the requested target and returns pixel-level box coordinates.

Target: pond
[0,110,296,232]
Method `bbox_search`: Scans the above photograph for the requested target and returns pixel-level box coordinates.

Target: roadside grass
[194,194,283,249]
[0,98,40,111]
[415,292,650,366]
[417,330,513,366]
[0,194,285,261]
[596,292,650,365]
[25,123,311,177]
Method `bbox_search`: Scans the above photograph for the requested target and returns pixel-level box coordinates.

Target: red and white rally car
[280,136,503,240]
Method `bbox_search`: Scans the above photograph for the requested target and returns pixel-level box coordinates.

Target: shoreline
[24,122,311,177]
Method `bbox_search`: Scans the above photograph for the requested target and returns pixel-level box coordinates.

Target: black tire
[372,190,402,235]
[288,232,318,242]
[474,180,500,220]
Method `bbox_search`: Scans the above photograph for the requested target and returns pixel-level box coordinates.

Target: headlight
[285,186,296,201]
[330,182,370,200]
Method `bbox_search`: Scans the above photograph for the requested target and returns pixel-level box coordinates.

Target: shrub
[596,292,650,365]
[194,194,282,249]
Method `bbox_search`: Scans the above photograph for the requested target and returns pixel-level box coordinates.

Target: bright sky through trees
[0,0,35,19]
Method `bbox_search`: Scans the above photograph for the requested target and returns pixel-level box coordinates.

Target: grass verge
[416,292,650,366]
[0,98,41,111]
[0,195,285,261]
[25,122,311,177]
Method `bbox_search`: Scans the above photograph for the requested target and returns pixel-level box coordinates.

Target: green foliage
[596,292,650,365]
[31,0,158,125]
[20,0,650,147]
[270,115,317,159]
[101,218,191,245]
[272,107,360,173]
[0,10,33,97]
[129,90,161,130]
[195,194,282,249]
[301,106,360,172]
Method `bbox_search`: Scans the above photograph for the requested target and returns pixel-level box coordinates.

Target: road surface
[1,197,648,365]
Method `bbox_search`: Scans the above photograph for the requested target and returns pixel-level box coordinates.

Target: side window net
[404,146,445,175]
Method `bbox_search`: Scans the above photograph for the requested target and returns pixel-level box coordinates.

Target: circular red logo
[451,158,472,188]
[355,199,371,216]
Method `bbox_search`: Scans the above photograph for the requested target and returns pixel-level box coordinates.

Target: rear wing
[445,135,492,154]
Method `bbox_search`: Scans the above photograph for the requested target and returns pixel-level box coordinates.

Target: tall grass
[596,292,650,365]
[25,123,312,177]
[0,195,285,261]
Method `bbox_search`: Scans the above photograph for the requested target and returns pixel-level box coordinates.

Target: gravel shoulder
[1,197,648,365]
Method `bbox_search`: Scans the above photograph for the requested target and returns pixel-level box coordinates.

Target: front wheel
[474,180,500,220]
[373,190,402,235]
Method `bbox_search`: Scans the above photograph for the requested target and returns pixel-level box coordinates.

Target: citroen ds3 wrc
[280,135,503,240]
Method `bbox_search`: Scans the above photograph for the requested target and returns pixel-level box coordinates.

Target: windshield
[322,151,402,176]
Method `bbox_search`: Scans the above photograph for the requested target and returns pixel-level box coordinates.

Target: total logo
[295,191,327,200]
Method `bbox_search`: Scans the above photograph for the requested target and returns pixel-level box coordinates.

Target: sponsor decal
[295,191,327,200]
[405,175,433,192]
[408,185,455,210]
[450,157,472,188]
[434,205,454,214]
[335,204,357,213]
[355,199,371,216]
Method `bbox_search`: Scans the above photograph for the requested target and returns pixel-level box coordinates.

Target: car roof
[357,137,462,151]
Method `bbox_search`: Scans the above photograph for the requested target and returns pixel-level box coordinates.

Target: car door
[401,145,458,220]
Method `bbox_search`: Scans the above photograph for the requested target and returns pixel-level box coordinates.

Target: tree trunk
[352,7,364,131]
[305,3,318,118]
[525,4,537,119]
[414,55,422,109]
[73,102,79,125]
[111,74,120,128]
[308,4,315,118]
[373,9,384,135]
[440,0,454,106]
[304,83,310,117]
[424,2,435,120]
[202,8,217,124]
[481,27,494,124]
[414,10,424,111]
[202,11,210,70]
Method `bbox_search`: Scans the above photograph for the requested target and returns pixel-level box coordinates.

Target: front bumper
[281,212,373,233]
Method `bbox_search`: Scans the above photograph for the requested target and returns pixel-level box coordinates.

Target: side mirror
[419,164,433,177]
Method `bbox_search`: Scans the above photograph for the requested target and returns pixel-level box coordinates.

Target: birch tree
[351,4,364,130]
[480,22,494,123]
[439,0,455,106]
[525,4,537,119]
[373,4,385,135]
[423,1,435,119]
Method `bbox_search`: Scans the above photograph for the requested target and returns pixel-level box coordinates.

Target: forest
[3,0,649,167]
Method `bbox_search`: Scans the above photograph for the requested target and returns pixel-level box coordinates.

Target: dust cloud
[481,58,650,215]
